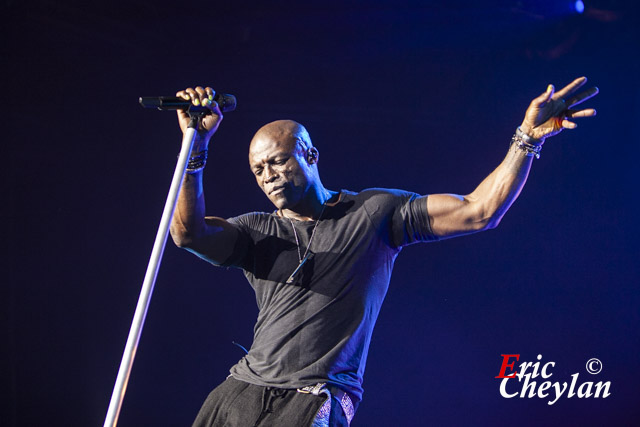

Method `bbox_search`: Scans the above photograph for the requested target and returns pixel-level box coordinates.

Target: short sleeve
[217,213,256,269]
[361,188,438,249]
[390,193,438,247]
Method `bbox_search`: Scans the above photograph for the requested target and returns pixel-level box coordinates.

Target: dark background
[3,0,639,426]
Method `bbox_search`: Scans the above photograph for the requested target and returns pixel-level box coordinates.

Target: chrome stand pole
[104,115,200,427]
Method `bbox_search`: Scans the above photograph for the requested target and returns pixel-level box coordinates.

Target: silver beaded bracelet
[511,127,544,159]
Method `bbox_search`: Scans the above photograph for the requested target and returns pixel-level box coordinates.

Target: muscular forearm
[170,171,208,247]
[169,157,239,264]
[427,141,534,238]
[466,142,534,229]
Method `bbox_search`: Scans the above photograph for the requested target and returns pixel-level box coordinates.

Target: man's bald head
[250,119,313,153]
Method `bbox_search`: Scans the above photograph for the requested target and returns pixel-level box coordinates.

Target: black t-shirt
[221,188,437,402]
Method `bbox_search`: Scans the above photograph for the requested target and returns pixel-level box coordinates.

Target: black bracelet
[186,150,208,173]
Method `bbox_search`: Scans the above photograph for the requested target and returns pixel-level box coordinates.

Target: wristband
[185,150,208,173]
[511,127,543,159]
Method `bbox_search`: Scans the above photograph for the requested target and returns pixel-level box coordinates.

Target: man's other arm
[427,77,599,239]
[169,86,240,264]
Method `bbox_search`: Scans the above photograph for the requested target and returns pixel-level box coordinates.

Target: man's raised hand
[176,86,223,150]
[520,76,599,141]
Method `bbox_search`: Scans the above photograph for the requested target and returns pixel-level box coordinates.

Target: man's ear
[306,147,319,164]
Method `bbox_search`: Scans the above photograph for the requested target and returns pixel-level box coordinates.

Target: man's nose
[264,165,278,182]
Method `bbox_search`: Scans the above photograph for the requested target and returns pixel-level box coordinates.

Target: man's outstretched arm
[169,86,240,264]
[427,76,599,239]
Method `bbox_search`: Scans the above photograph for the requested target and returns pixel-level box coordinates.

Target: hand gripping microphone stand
[104,95,236,427]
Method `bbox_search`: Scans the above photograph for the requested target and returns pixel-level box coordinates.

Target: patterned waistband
[297,383,355,426]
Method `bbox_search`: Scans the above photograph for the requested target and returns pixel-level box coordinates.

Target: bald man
[170,79,598,427]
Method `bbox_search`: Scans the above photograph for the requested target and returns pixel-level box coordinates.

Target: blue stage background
[4,1,638,425]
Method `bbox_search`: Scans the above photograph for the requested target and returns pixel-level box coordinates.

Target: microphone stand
[104,112,204,427]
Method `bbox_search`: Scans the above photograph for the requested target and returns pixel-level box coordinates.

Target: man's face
[249,134,315,210]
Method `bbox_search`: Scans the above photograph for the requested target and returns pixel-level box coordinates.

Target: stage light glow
[575,0,585,14]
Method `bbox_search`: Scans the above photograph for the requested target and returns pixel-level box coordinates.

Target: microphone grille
[218,94,237,112]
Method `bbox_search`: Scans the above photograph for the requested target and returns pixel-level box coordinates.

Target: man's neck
[280,187,337,221]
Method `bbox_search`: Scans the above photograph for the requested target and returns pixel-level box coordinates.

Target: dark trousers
[192,377,350,427]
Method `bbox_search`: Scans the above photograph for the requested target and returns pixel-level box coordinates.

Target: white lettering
[567,373,579,398]
[500,378,518,398]
[541,362,555,379]
[531,354,543,378]
[537,381,552,398]
[498,357,612,404]
[548,381,568,405]
[577,381,593,398]
[520,374,537,398]
[593,381,611,398]
[517,361,534,380]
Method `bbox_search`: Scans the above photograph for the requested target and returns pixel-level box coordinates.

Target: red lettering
[495,354,520,379]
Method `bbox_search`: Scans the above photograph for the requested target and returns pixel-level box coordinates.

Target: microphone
[139,93,237,112]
